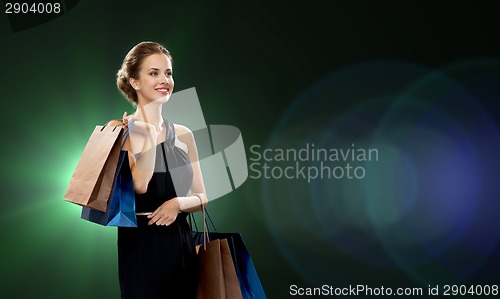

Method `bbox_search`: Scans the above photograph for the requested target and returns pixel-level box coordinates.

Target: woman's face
[131,53,174,105]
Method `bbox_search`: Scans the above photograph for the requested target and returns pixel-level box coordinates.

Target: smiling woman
[117,42,173,106]
[112,41,208,299]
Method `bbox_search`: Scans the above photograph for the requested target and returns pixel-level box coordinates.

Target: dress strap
[160,120,179,171]
[164,119,176,147]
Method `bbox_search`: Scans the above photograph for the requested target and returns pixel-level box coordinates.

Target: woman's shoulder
[173,123,192,135]
[173,123,195,146]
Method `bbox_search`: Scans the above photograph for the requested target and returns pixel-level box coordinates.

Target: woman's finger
[148,209,158,219]
[148,213,161,225]
[158,216,169,226]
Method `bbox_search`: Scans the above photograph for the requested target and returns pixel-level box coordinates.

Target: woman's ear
[129,78,140,90]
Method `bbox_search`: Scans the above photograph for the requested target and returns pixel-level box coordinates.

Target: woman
[116,41,207,299]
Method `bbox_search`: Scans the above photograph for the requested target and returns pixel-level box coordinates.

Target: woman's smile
[155,86,170,96]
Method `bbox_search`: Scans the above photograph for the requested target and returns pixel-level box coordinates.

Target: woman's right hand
[123,111,157,155]
[122,111,135,126]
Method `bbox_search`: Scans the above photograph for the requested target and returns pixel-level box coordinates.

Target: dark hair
[116,41,172,105]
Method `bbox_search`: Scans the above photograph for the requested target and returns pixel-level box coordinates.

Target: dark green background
[1,1,500,298]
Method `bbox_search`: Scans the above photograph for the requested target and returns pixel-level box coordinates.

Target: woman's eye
[150,72,158,76]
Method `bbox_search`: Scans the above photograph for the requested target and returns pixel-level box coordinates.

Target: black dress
[118,120,198,299]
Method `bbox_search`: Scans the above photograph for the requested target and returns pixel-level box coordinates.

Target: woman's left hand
[147,198,181,226]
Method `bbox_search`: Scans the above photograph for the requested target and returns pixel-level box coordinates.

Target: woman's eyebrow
[148,67,172,71]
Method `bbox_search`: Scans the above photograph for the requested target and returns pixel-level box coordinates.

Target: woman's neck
[135,100,163,131]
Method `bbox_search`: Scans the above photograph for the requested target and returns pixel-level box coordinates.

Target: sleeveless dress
[118,120,198,299]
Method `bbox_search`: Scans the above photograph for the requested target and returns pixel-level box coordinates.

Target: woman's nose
[160,74,168,83]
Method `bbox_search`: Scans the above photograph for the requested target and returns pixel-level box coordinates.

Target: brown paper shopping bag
[196,239,225,299]
[220,238,243,298]
[196,238,242,299]
[64,121,124,212]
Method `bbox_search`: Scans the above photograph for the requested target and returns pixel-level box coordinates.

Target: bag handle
[187,196,209,250]
[98,119,134,151]
[120,119,134,150]
[191,207,217,232]
[190,195,217,251]
[201,202,208,250]
[101,119,123,130]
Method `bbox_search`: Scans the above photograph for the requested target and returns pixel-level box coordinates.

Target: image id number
[5,3,61,14]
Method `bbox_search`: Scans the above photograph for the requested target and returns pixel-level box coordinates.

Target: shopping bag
[195,238,242,299]
[192,210,266,299]
[80,120,137,227]
[80,147,137,227]
[64,121,124,212]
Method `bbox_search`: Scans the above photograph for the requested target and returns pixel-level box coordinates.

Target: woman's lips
[155,88,169,95]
